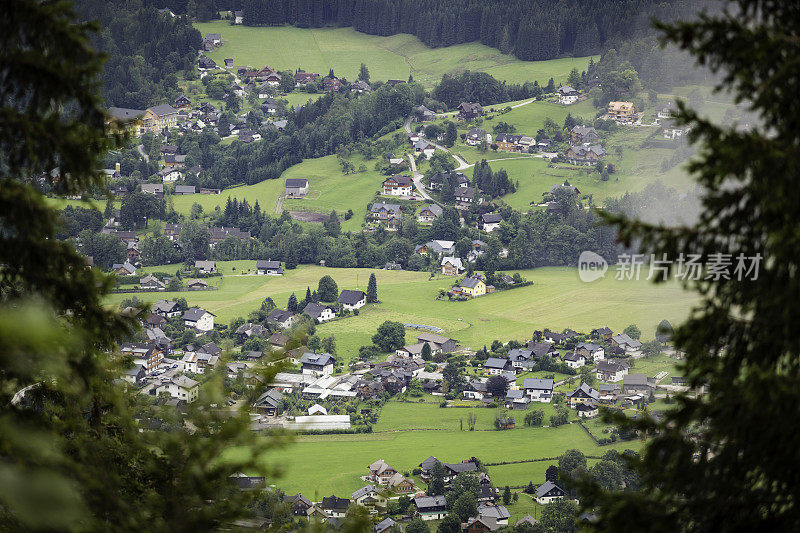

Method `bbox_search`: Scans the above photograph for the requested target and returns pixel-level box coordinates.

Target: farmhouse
[454,186,477,208]
[526,341,558,358]
[141,183,164,196]
[338,289,367,310]
[194,260,216,273]
[596,360,629,382]
[508,348,534,370]
[565,144,607,165]
[268,332,288,349]
[320,495,350,518]
[186,278,207,289]
[139,274,165,291]
[427,171,468,191]
[198,56,216,70]
[374,517,398,533]
[610,333,643,352]
[413,495,447,520]
[591,326,614,340]
[367,459,398,485]
[284,494,313,516]
[563,352,586,369]
[285,178,309,198]
[370,202,402,229]
[152,299,181,318]
[268,308,296,329]
[387,472,415,493]
[396,341,439,358]
[576,402,599,418]
[351,485,386,509]
[557,85,581,105]
[120,343,162,373]
[661,119,688,139]
[484,357,511,375]
[608,101,635,121]
[382,174,413,196]
[260,98,278,114]
[575,342,605,361]
[417,203,443,223]
[112,261,137,276]
[454,275,486,298]
[567,382,600,407]
[417,332,457,353]
[294,72,319,85]
[622,372,655,393]
[478,504,511,525]
[569,125,600,145]
[536,480,568,504]
[522,378,554,402]
[465,128,488,146]
[156,374,199,404]
[441,256,465,276]
[458,102,483,121]
[174,185,195,195]
[182,307,215,331]
[302,302,335,322]
[253,388,283,416]
[300,352,336,376]
[256,259,284,275]
[323,77,342,92]
[416,239,455,256]
[464,516,501,533]
[351,80,371,93]
[481,212,503,232]
[495,133,522,151]
[415,105,436,121]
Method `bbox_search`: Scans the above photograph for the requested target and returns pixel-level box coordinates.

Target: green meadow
[194,23,595,86]
[108,264,696,359]
[224,422,635,497]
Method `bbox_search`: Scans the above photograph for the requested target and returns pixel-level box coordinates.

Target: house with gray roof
[302,302,335,323]
[413,495,447,520]
[535,480,567,504]
[285,178,309,197]
[522,378,554,403]
[418,203,443,223]
[299,352,336,375]
[567,382,600,407]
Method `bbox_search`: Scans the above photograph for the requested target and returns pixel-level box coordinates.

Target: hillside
[193,22,596,86]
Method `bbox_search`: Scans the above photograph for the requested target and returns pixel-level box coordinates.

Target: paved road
[137,144,150,163]
[274,194,285,214]
[406,154,434,201]
[404,115,469,170]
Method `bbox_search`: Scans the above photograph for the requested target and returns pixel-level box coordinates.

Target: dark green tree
[421,342,432,360]
[622,324,641,340]
[287,292,298,313]
[317,275,339,301]
[579,2,800,531]
[371,320,406,352]
[546,465,559,483]
[428,461,447,496]
[406,518,430,533]
[358,62,370,82]
[367,272,378,302]
[503,485,512,505]
[539,498,578,532]
[324,210,341,236]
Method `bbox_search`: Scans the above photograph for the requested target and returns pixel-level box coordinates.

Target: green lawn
[171,154,382,232]
[224,422,635,497]
[194,23,595,87]
[373,401,562,432]
[107,265,697,361]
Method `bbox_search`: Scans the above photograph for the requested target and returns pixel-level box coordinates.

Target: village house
[525,340,558,359]
[141,183,164,197]
[159,168,182,183]
[522,378,554,402]
[182,306,215,332]
[194,260,216,274]
[387,472,415,493]
[303,302,335,323]
[370,202,402,229]
[367,459,398,485]
[395,341,439,358]
[563,352,586,369]
[478,504,511,526]
[300,352,336,376]
[174,185,195,195]
[351,80,371,93]
[591,326,614,340]
[268,309,295,329]
[268,332,288,350]
[610,333,643,352]
[565,144,607,165]
[139,274,165,291]
[156,375,199,404]
[205,32,222,45]
[161,223,183,240]
[256,259,283,275]
[294,71,319,86]
[382,174,413,196]
[596,360,629,382]
[484,357,511,375]
[374,517,398,533]
[454,186,477,208]
[413,495,447,521]
[661,118,688,139]
[152,299,182,318]
[417,332,457,353]
[260,98,278,114]
[569,125,600,145]
[163,153,186,168]
[494,133,522,152]
[575,342,605,361]
[320,495,350,518]
[210,226,251,244]
[465,128,488,146]
[414,139,436,159]
[576,402,599,418]
[323,77,343,92]
[535,481,568,504]
[417,203,443,223]
[427,171,468,191]
[174,94,191,108]
[141,104,179,133]
[186,278,208,289]
[557,85,581,105]
[441,256,465,276]
[507,348,534,371]
[416,239,455,256]
[198,56,216,70]
[622,372,655,393]
[464,516,501,533]
[122,364,146,385]
[284,494,313,516]
[338,289,367,310]
[481,212,503,232]
[457,102,483,121]
[121,343,162,373]
[107,107,145,136]
[284,178,309,198]
[567,382,600,407]
[607,101,636,121]
[454,275,487,298]
[236,322,268,340]
[112,261,137,276]
[351,485,386,511]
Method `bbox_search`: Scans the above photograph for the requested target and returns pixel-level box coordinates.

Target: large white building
[156,374,199,403]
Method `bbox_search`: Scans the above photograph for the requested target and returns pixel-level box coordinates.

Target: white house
[182,306,215,331]
[302,302,335,323]
[156,374,199,403]
[563,352,586,369]
[481,212,503,232]
[575,342,605,362]
[535,481,568,505]
[557,86,581,105]
[522,378,554,403]
[267,308,295,329]
[299,352,336,376]
[596,360,629,382]
[337,289,367,311]
[194,260,216,274]
[256,260,283,275]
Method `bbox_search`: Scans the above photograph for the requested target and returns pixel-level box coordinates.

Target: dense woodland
[74,1,200,108]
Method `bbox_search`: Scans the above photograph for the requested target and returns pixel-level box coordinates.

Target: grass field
[194,23,596,87]
[107,264,697,360]
[224,422,636,497]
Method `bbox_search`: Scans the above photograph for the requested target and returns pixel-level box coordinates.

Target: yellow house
[141,104,179,133]
[457,276,486,298]
[107,107,145,137]
[607,101,635,120]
